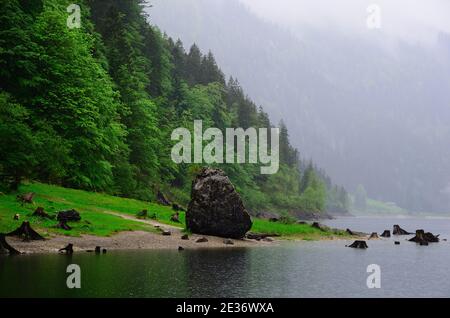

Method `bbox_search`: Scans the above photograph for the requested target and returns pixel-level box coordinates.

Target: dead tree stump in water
[393,225,412,235]
[409,230,439,244]
[6,221,44,241]
[348,240,368,249]
[380,230,391,238]
[59,244,74,254]
[369,232,379,239]
[0,234,21,255]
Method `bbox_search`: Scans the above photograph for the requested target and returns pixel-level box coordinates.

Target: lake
[1,217,450,298]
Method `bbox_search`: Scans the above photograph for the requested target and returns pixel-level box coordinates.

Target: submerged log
[409,230,439,244]
[393,225,412,235]
[369,232,379,239]
[59,244,73,254]
[32,207,52,219]
[380,230,391,238]
[0,234,21,255]
[348,240,368,249]
[6,221,44,241]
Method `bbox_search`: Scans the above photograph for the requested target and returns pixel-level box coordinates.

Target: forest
[0,0,349,216]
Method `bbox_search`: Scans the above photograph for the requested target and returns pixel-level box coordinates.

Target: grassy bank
[0,182,347,240]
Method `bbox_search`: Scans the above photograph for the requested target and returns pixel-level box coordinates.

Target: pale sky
[239,0,450,45]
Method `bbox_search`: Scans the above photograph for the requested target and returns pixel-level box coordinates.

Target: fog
[148,0,450,213]
[240,0,450,45]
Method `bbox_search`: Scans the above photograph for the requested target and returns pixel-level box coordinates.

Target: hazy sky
[239,0,450,45]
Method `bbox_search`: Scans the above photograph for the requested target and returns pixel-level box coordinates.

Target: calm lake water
[1,217,450,298]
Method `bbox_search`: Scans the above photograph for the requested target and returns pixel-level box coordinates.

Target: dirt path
[6,213,275,254]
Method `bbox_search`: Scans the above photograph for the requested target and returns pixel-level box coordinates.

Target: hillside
[0,0,349,217]
[0,182,347,239]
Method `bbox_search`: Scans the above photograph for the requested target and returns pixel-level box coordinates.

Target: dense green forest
[0,0,349,215]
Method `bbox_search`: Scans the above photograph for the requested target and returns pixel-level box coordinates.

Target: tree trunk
[0,234,21,255]
[7,221,45,241]
[348,240,368,249]
[393,225,412,235]
[59,244,74,254]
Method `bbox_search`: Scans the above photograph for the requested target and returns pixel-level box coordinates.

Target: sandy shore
[7,215,275,254]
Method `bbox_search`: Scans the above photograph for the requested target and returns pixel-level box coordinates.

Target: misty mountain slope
[148,0,450,212]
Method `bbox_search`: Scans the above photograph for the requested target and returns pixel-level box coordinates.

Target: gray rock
[196,237,208,243]
[223,239,234,245]
[186,168,252,239]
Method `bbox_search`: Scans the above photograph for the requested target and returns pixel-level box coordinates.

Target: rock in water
[186,168,252,239]
[348,240,368,249]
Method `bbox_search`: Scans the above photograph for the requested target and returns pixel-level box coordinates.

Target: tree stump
[95,246,101,254]
[393,225,412,235]
[59,244,73,254]
[196,237,208,243]
[369,232,379,239]
[380,230,391,238]
[312,222,328,231]
[136,209,148,219]
[170,212,180,223]
[409,230,439,244]
[56,220,72,231]
[348,240,368,249]
[7,221,44,241]
[32,207,52,219]
[0,234,21,255]
[17,192,35,205]
[57,209,81,222]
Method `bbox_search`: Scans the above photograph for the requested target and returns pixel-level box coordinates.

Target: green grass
[0,182,182,237]
[0,182,348,240]
[350,196,407,216]
[251,219,348,240]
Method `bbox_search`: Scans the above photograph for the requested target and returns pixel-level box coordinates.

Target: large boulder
[186,168,252,239]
